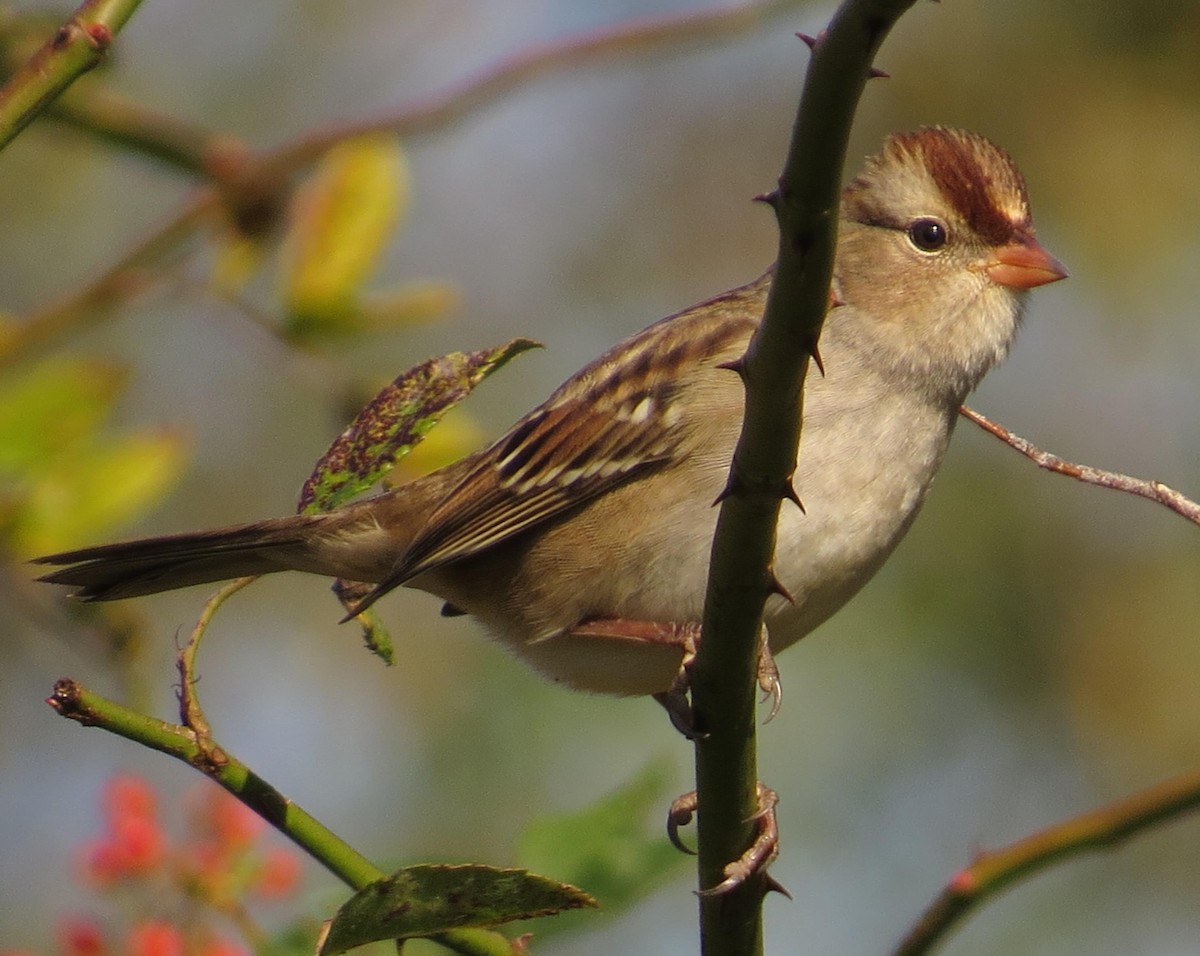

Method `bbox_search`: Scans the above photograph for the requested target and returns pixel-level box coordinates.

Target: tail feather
[34,516,326,601]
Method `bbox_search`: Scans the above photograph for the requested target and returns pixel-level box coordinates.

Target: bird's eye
[907,218,948,252]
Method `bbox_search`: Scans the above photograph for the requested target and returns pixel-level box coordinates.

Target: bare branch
[894,767,1200,956]
[0,0,145,153]
[269,0,808,171]
[1,1,807,367]
[960,406,1200,527]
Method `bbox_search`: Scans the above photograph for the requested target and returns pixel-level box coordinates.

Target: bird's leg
[755,624,783,722]
[566,618,701,735]
[566,619,782,737]
[667,782,789,897]
[569,618,787,893]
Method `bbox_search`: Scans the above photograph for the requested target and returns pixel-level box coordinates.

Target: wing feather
[348,273,766,614]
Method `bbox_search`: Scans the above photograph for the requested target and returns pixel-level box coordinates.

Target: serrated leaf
[260,919,325,956]
[281,135,409,336]
[516,761,686,920]
[354,610,394,665]
[320,864,596,954]
[0,357,125,473]
[331,579,395,665]
[298,338,540,514]
[10,431,188,557]
[387,408,483,484]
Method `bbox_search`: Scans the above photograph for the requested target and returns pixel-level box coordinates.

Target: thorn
[752,188,780,208]
[868,66,890,79]
[764,874,794,900]
[712,465,750,506]
[768,569,796,605]
[810,340,826,377]
[782,478,804,512]
[796,31,817,50]
[828,284,845,309]
[715,356,749,383]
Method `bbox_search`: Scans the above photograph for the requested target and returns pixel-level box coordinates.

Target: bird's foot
[568,618,782,738]
[667,782,789,897]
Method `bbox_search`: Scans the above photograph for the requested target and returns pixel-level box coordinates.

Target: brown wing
[399,394,680,573]
[346,277,764,616]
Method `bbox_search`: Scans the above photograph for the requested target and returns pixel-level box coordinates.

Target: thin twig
[3,0,805,367]
[893,766,1200,956]
[0,192,214,369]
[46,82,223,176]
[47,676,379,887]
[0,0,145,152]
[176,576,257,739]
[270,0,806,170]
[47,680,514,955]
[960,406,1200,527]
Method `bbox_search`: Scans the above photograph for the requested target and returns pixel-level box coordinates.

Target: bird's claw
[667,783,788,897]
[757,628,782,723]
[657,628,707,737]
[697,784,784,898]
[666,791,699,855]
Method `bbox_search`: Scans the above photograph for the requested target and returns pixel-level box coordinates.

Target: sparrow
[37,127,1067,705]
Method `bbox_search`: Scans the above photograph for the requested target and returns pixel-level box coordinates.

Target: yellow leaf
[0,357,126,473]
[360,280,461,331]
[281,135,409,334]
[11,431,189,558]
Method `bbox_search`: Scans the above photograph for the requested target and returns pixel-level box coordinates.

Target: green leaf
[261,919,326,956]
[0,357,125,473]
[353,608,394,665]
[516,761,686,921]
[331,579,395,665]
[298,339,541,514]
[319,864,596,954]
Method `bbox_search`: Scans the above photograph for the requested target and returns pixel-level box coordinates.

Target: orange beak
[986,237,1069,290]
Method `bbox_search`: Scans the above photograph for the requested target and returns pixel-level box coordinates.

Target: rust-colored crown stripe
[891,127,1031,246]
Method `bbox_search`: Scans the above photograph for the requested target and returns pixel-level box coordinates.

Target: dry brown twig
[960,405,1200,527]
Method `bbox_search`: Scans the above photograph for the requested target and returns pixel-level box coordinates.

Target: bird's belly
[765,437,942,652]
[420,405,948,696]
[516,629,686,696]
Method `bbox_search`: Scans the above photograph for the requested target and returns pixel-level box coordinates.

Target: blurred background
[3,0,1200,953]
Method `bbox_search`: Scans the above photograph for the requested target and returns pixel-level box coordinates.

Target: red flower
[197,789,264,850]
[102,776,157,824]
[126,921,183,956]
[253,847,302,900]
[56,916,106,956]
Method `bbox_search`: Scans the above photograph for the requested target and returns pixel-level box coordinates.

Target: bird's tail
[34,513,348,602]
